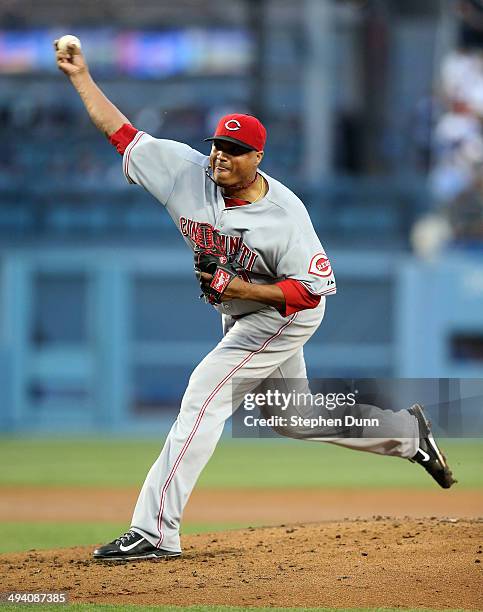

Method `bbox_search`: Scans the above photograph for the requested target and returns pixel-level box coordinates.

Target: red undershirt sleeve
[276,279,321,317]
[108,123,139,155]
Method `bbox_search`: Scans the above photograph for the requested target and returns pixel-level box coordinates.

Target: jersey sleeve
[122,133,196,205]
[108,123,138,155]
[275,233,337,297]
[276,278,321,316]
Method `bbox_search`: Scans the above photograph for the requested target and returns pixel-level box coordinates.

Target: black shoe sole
[93,550,181,562]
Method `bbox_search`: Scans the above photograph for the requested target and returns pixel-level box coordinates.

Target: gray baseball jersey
[122,132,418,554]
[123,133,337,315]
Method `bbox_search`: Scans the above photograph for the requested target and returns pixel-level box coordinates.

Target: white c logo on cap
[225,119,241,131]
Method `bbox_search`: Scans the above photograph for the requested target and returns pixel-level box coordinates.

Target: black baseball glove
[193,223,238,304]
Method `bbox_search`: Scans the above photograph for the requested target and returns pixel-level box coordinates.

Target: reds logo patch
[225,119,241,131]
[309,253,332,278]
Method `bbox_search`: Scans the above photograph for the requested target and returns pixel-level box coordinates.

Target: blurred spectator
[413,35,483,257]
[440,48,483,113]
[430,100,483,203]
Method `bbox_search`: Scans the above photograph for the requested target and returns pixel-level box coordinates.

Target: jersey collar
[223,196,251,208]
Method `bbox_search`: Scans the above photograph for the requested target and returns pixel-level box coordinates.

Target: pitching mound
[0,519,481,609]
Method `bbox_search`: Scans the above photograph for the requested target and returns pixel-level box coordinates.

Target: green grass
[0,605,475,612]
[0,438,481,489]
[0,522,125,554]
[0,522,255,554]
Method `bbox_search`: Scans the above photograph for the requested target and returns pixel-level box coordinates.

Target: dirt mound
[1,519,481,608]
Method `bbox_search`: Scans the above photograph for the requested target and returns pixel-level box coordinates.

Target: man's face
[209,140,263,188]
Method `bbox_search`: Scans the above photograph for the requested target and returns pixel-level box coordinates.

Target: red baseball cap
[205,113,267,152]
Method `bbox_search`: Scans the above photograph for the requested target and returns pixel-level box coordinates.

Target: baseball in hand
[57,35,81,53]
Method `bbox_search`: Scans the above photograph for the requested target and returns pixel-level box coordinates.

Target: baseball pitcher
[55,39,456,562]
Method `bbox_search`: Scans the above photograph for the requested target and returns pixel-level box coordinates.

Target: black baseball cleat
[93,530,181,561]
[408,403,456,489]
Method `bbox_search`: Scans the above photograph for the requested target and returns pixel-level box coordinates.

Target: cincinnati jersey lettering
[180,217,258,272]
